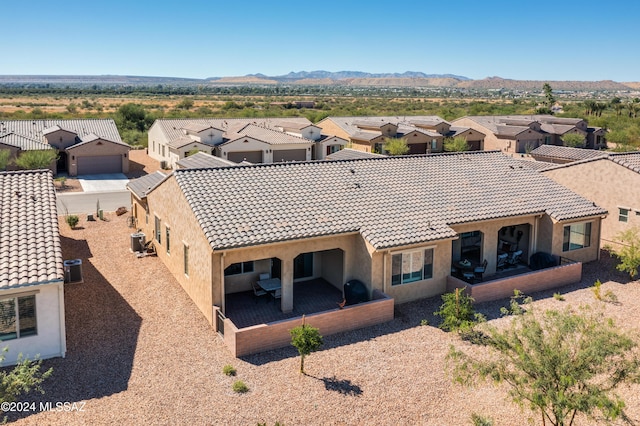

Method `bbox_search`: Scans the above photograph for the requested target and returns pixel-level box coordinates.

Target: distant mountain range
[0,71,637,91]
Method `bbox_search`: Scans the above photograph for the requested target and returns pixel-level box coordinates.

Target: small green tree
[561,133,585,148]
[177,98,194,110]
[290,316,323,374]
[543,83,556,108]
[65,215,79,229]
[448,306,640,426]
[444,136,469,152]
[0,349,52,404]
[14,150,57,170]
[383,137,409,155]
[611,227,640,279]
[434,288,484,332]
[0,149,11,171]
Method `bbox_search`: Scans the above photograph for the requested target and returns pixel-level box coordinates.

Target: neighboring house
[148,118,344,168]
[316,116,485,154]
[530,145,609,165]
[127,151,605,356]
[451,115,606,155]
[541,152,640,248]
[0,132,55,172]
[0,119,128,175]
[0,169,66,364]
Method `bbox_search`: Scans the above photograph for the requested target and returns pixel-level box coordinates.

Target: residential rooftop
[0,169,63,288]
[175,152,240,169]
[0,119,123,144]
[156,151,606,252]
[530,145,609,162]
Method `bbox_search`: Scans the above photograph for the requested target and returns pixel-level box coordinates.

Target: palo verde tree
[447,305,640,426]
[383,137,409,155]
[290,315,323,374]
[611,227,640,279]
[14,150,57,170]
[561,133,585,148]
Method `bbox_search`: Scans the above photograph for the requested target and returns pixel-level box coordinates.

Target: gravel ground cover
[8,213,640,425]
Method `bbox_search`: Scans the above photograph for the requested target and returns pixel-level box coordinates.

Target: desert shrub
[222,364,236,376]
[65,215,79,229]
[434,288,484,332]
[232,380,249,393]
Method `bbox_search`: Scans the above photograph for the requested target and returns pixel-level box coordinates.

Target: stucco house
[127,151,605,356]
[530,145,608,165]
[0,169,66,365]
[541,152,640,249]
[0,119,128,176]
[316,116,485,154]
[148,118,345,169]
[451,115,606,155]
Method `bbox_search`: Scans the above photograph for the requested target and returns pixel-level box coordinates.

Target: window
[431,139,438,150]
[0,295,37,341]
[619,208,629,223]
[563,222,592,251]
[294,253,313,279]
[544,136,551,145]
[155,216,161,244]
[162,145,165,157]
[391,248,434,286]
[183,244,189,276]
[224,261,254,276]
[326,145,341,155]
[166,226,170,254]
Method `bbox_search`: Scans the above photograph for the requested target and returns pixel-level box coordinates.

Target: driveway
[77,173,129,192]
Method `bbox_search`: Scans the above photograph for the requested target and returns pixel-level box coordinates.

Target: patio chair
[474,259,488,282]
[271,288,282,302]
[507,250,523,267]
[496,253,508,271]
[259,272,270,281]
[251,281,268,302]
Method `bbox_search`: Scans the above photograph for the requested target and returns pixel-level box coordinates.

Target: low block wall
[224,290,394,357]
[446,262,582,303]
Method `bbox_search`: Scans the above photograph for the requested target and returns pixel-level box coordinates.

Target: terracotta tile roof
[0,170,63,288]
[608,152,640,173]
[176,152,240,169]
[0,132,53,151]
[530,145,608,162]
[325,148,386,161]
[321,116,449,139]
[168,136,206,150]
[168,151,606,251]
[68,133,129,149]
[126,171,166,199]
[222,124,313,146]
[0,119,122,143]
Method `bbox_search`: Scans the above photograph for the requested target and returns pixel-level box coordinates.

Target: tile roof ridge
[0,168,52,176]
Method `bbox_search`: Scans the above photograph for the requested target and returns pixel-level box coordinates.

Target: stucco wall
[543,159,638,249]
[538,215,601,263]
[146,177,215,323]
[66,139,130,176]
[316,119,351,141]
[147,124,167,162]
[0,282,66,365]
[44,129,78,150]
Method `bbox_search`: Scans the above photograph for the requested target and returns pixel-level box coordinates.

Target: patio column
[280,257,294,313]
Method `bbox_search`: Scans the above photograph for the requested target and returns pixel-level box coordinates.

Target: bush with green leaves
[434,288,484,332]
[383,137,409,155]
[232,380,249,393]
[444,136,470,152]
[222,364,236,376]
[14,150,57,170]
[611,227,640,279]
[0,149,10,171]
[500,289,532,316]
[0,348,52,404]
[471,413,493,426]
[65,215,79,229]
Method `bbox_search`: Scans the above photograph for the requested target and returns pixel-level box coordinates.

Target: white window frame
[618,207,630,223]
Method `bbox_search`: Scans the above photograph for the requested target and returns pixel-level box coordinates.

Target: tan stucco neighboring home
[0,132,56,172]
[148,117,335,168]
[541,151,640,249]
[0,119,128,176]
[317,115,481,154]
[127,151,605,356]
[0,169,67,365]
[451,115,606,155]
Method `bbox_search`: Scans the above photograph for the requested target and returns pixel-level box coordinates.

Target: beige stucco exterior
[66,139,130,176]
[543,159,637,249]
[452,117,545,154]
[44,129,79,150]
[313,136,348,160]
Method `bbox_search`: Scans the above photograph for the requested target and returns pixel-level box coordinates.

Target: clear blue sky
[2,0,638,81]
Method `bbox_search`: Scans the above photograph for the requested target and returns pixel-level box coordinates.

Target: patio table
[257,278,281,292]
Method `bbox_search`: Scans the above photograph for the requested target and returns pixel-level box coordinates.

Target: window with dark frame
[183,244,189,276]
[391,248,434,286]
[224,261,254,276]
[0,295,37,341]
[155,216,161,243]
[166,226,170,254]
[563,222,592,251]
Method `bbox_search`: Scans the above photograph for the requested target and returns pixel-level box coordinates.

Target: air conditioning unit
[160,160,167,169]
[131,232,145,253]
[63,259,83,284]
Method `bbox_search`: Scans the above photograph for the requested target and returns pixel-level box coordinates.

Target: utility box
[64,259,83,284]
[131,232,145,252]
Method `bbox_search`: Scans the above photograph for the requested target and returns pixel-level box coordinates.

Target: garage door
[408,143,427,154]
[228,151,263,163]
[273,149,306,162]
[77,155,122,175]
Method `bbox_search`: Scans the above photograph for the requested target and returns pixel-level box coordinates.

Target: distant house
[451,115,606,155]
[316,116,485,154]
[542,151,640,249]
[0,170,66,364]
[530,145,609,165]
[0,119,128,175]
[127,151,604,356]
[148,118,344,168]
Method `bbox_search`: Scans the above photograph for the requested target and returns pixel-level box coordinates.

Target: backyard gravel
[7,212,640,425]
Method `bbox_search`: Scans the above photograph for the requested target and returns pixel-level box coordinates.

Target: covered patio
[224,278,343,328]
